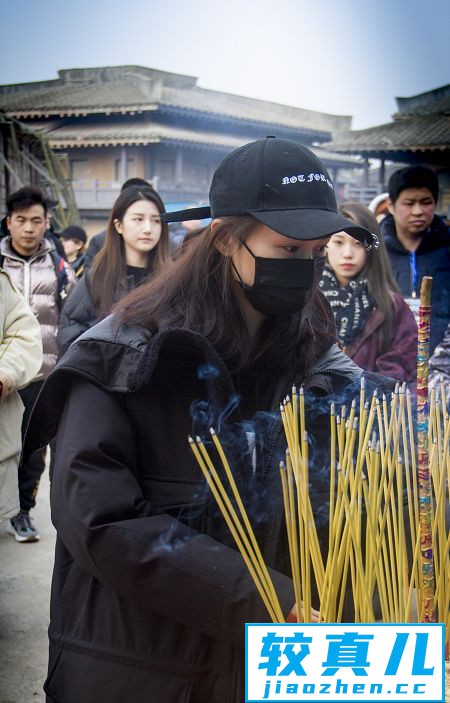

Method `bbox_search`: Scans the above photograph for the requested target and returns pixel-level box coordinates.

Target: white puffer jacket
[0,236,75,379]
[0,269,43,521]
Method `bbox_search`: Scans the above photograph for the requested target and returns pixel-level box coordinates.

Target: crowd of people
[1,138,449,702]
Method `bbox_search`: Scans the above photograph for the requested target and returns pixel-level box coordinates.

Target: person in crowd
[24,138,384,703]
[44,205,66,259]
[2,203,66,258]
[83,177,153,271]
[57,185,171,354]
[180,225,207,253]
[368,191,389,223]
[381,166,450,353]
[171,217,207,253]
[0,269,42,528]
[0,186,75,542]
[181,217,205,242]
[59,225,87,278]
[0,215,8,237]
[320,201,417,384]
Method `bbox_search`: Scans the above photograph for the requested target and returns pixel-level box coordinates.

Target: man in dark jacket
[381,166,450,353]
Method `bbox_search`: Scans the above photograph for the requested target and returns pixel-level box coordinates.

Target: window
[114,159,122,182]
[70,159,88,180]
[185,163,209,185]
[115,158,137,181]
[127,159,136,177]
[161,160,175,182]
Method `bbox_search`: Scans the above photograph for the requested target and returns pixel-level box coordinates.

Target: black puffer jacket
[381,214,450,353]
[56,273,97,355]
[25,319,392,703]
[57,269,148,355]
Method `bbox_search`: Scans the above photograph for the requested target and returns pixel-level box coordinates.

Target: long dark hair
[116,216,336,374]
[338,201,400,352]
[90,187,171,318]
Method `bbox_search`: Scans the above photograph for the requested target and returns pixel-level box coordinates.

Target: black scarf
[319,263,374,347]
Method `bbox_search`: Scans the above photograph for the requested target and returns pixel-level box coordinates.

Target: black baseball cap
[60,225,87,244]
[162,137,377,249]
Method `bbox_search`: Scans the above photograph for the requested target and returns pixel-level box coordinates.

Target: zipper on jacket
[24,261,31,302]
[409,251,417,298]
[262,419,284,478]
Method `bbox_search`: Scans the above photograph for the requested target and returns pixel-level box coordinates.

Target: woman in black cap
[25,138,383,703]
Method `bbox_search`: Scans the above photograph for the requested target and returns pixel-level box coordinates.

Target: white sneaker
[7,511,40,542]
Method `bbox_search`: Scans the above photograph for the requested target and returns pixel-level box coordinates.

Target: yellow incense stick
[188,437,280,622]
[208,429,284,621]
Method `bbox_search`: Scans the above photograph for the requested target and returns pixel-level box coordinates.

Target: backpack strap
[49,249,68,309]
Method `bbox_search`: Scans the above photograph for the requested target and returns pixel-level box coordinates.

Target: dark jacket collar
[23,316,363,463]
[381,214,450,255]
[55,316,363,392]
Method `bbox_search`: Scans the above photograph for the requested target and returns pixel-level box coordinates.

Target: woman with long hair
[320,201,417,383]
[57,185,171,353]
[25,139,385,703]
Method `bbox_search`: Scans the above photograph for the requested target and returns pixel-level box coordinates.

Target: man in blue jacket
[381,166,450,353]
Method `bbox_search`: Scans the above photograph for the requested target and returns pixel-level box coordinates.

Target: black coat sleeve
[83,232,106,272]
[57,277,97,355]
[51,378,295,645]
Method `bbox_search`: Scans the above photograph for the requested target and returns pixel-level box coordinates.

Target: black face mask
[234,240,325,317]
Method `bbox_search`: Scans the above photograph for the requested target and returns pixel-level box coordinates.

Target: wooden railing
[71,179,209,209]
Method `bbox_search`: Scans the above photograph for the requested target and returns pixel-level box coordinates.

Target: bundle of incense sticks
[189,381,449,654]
[281,380,449,635]
[188,277,449,656]
[188,431,285,623]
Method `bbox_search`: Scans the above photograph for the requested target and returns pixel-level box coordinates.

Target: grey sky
[1,0,448,129]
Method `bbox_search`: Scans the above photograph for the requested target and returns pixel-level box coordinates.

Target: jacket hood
[381,214,450,255]
[23,319,237,462]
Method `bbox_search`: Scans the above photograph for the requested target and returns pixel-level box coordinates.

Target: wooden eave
[7,105,159,119]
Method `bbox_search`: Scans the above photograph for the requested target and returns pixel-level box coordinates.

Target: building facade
[0,65,362,234]
[325,85,450,214]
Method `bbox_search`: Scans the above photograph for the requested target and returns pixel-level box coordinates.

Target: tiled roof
[0,66,351,133]
[0,80,156,116]
[39,121,243,148]
[394,86,450,118]
[394,96,450,119]
[325,114,450,154]
[160,85,349,133]
[29,120,359,166]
